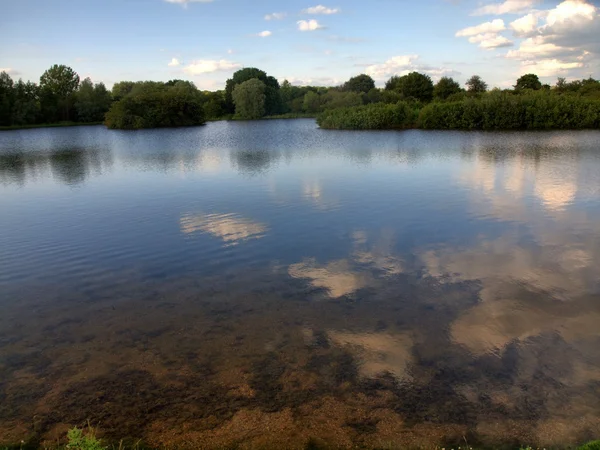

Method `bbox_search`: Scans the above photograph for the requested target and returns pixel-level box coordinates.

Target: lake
[1,120,599,448]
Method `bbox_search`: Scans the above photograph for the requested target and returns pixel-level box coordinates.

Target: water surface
[1,120,599,448]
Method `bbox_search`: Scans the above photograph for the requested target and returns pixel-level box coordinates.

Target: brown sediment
[0,267,599,448]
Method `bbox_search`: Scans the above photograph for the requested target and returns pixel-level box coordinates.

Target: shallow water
[0,120,599,448]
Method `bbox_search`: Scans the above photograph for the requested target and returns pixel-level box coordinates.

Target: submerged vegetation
[1,65,600,130]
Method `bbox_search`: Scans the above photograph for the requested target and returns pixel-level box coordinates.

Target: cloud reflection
[288,229,403,298]
[180,212,268,245]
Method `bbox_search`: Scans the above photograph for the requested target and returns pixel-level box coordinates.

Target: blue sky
[1,0,598,90]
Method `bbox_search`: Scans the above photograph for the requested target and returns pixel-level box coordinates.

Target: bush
[317,102,415,130]
[104,81,205,129]
[418,91,600,130]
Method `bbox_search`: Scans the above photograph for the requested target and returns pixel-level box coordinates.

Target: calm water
[1,120,599,448]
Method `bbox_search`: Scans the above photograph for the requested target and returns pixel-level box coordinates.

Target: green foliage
[321,90,364,110]
[303,91,323,114]
[75,78,112,123]
[232,78,266,119]
[515,73,542,91]
[342,74,376,93]
[104,80,205,129]
[578,440,600,450]
[202,91,226,119]
[67,426,107,450]
[39,64,80,122]
[225,68,281,115]
[11,80,40,125]
[317,102,414,130]
[418,90,600,130]
[385,72,433,102]
[434,77,462,100]
[0,71,14,125]
[466,75,487,93]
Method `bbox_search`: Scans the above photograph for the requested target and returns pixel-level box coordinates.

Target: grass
[0,122,103,131]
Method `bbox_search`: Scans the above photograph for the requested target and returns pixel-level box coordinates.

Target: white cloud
[183,59,241,75]
[503,1,599,78]
[509,13,540,37]
[264,12,286,20]
[469,33,514,48]
[167,58,180,67]
[297,19,324,31]
[256,30,272,37]
[517,58,584,76]
[472,0,540,16]
[365,55,459,83]
[506,36,577,59]
[0,68,16,74]
[456,19,506,36]
[227,49,234,54]
[302,5,340,14]
[284,76,342,86]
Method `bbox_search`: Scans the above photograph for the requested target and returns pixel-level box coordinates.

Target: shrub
[317,102,414,130]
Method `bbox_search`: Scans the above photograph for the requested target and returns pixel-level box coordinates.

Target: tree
[466,75,487,93]
[11,79,39,125]
[343,74,375,94]
[433,77,462,100]
[225,68,271,113]
[75,78,112,122]
[39,64,80,121]
[0,71,14,125]
[303,91,322,113]
[515,73,542,91]
[385,72,433,102]
[105,80,204,129]
[232,78,266,119]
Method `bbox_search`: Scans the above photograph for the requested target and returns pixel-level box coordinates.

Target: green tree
[11,79,40,125]
[203,91,226,119]
[111,81,135,101]
[343,74,376,93]
[105,80,204,129]
[226,68,270,113]
[303,91,322,113]
[232,78,266,119]
[39,64,80,121]
[515,73,542,91]
[385,72,433,102]
[0,71,14,125]
[433,77,462,100]
[466,75,487,93]
[75,78,112,122]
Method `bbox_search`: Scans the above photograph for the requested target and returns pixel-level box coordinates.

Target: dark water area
[0,120,599,449]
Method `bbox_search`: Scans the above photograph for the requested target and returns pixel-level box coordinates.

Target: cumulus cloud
[456,19,506,36]
[183,59,241,75]
[504,0,599,78]
[256,30,272,37]
[264,12,286,20]
[509,13,540,37]
[297,19,324,31]
[472,0,540,16]
[365,55,459,83]
[302,5,340,14]
[167,58,180,67]
[469,33,514,48]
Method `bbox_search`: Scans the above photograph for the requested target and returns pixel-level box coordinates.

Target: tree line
[1,64,599,130]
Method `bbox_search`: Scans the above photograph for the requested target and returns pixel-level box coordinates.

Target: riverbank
[0,122,103,131]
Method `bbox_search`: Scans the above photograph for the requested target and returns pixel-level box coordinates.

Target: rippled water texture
[1,120,599,448]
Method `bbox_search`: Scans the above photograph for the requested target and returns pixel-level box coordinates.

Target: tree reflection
[0,147,112,186]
